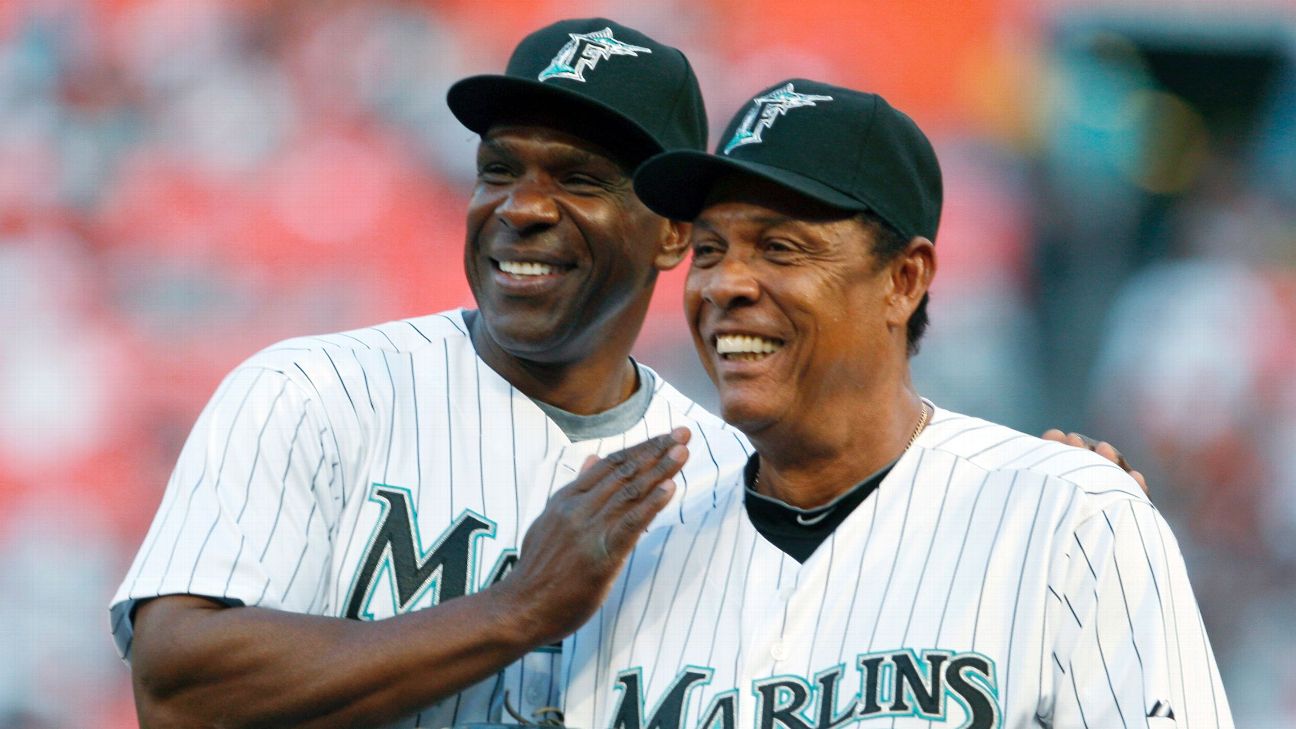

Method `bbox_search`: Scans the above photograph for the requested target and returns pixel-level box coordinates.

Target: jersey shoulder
[252,309,469,361]
[918,404,1148,516]
[222,309,477,421]
[236,308,470,375]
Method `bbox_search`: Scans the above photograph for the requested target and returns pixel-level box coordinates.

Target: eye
[562,172,611,193]
[690,239,724,267]
[476,162,514,184]
[763,237,801,261]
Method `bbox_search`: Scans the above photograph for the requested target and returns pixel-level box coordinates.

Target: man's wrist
[471,579,549,653]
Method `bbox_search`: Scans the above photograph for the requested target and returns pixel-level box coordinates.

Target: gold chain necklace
[754,399,931,496]
[906,399,931,450]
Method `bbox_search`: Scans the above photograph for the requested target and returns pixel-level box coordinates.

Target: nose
[700,252,762,310]
[496,178,561,234]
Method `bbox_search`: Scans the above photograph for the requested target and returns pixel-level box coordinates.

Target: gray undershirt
[531,361,656,442]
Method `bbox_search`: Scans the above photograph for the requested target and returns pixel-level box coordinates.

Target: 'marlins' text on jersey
[611,651,999,729]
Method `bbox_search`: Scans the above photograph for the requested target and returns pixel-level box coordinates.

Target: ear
[653,219,692,271]
[887,236,936,325]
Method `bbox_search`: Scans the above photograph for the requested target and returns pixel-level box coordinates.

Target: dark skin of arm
[130,429,691,729]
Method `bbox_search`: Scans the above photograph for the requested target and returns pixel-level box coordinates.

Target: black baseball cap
[447,18,707,168]
[634,78,942,241]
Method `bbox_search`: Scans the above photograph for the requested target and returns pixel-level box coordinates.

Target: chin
[717,394,779,436]
[481,309,567,355]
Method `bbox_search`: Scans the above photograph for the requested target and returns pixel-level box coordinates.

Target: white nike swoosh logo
[795,510,835,526]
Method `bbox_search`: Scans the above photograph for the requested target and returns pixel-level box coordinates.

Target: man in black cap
[109,19,751,728]
[560,79,1229,729]
[109,20,1140,727]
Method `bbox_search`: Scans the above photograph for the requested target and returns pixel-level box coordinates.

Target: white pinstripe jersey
[560,405,1233,729]
[109,308,751,729]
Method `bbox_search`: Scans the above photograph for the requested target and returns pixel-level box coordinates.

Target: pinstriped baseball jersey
[560,405,1232,729]
[109,308,751,729]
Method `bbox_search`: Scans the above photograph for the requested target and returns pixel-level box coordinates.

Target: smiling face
[684,175,923,438]
[465,124,681,366]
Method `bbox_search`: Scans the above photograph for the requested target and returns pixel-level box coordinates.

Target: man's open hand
[497,428,691,646]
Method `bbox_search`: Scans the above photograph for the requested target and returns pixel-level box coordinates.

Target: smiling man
[108,19,751,729]
[107,18,1142,728]
[559,79,1231,729]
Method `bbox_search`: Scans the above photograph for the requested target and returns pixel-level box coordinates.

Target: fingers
[1042,429,1114,459]
[1093,440,1130,472]
[1041,428,1145,493]
[1065,431,1097,449]
[604,478,678,557]
[505,428,693,645]
[545,428,689,552]
[574,429,689,557]
[598,439,688,513]
[1067,432,1133,473]
[570,428,690,492]
[1130,470,1149,496]
[1042,429,1093,450]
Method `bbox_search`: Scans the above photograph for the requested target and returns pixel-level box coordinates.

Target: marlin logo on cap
[722,82,833,154]
[538,28,652,83]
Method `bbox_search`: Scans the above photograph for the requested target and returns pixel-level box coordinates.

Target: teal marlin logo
[723,83,834,154]
[538,28,652,83]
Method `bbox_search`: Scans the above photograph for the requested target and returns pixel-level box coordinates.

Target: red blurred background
[1,0,1294,725]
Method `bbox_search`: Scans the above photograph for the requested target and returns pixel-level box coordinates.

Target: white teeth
[499,260,556,276]
[715,334,783,356]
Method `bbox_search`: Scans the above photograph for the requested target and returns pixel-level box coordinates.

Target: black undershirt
[743,453,897,563]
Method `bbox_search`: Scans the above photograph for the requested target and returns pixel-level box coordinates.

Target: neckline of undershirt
[530,362,655,442]
[743,453,898,563]
[461,309,656,442]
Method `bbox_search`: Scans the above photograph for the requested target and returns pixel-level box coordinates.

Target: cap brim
[448,75,662,166]
[634,151,868,221]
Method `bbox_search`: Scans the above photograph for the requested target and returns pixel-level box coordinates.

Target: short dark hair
[857,212,929,356]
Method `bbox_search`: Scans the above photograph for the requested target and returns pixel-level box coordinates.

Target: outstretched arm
[130,429,691,729]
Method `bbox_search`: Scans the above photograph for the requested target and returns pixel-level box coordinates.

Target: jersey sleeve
[1046,500,1233,728]
[109,365,341,660]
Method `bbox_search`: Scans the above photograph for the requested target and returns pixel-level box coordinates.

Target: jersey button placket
[771,563,799,664]
[770,641,789,662]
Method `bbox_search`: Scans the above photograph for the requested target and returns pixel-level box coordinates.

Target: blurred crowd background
[1,0,1294,726]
